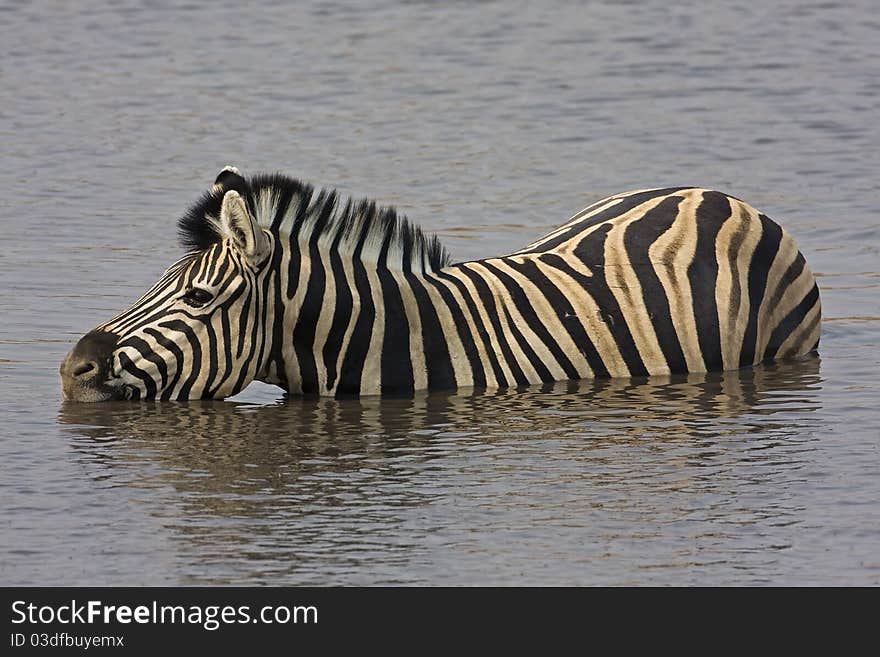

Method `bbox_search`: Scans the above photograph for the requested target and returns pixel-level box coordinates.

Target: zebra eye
[181,287,214,307]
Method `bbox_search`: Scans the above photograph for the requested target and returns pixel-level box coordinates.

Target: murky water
[1,0,878,585]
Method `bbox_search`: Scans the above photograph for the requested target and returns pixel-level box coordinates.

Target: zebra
[60,167,821,401]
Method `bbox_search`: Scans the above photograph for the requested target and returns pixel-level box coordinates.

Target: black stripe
[377,228,415,395]
[158,319,202,400]
[292,255,326,396]
[500,304,554,383]
[323,227,354,391]
[805,298,822,352]
[480,261,580,380]
[248,267,271,394]
[764,283,820,361]
[201,244,221,284]
[118,351,157,399]
[209,251,232,287]
[435,270,508,387]
[723,207,751,363]
[270,184,295,232]
[277,200,307,391]
[739,214,783,367]
[230,306,258,399]
[285,202,305,300]
[406,273,456,391]
[456,265,528,387]
[400,219,413,275]
[337,222,377,396]
[420,274,486,388]
[144,327,185,400]
[688,191,727,372]
[569,223,648,376]
[503,257,609,377]
[766,252,807,323]
[235,283,252,360]
[206,281,248,397]
[623,195,689,374]
[117,335,168,391]
[268,243,289,390]
[200,308,220,396]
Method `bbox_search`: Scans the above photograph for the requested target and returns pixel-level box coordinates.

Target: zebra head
[60,167,274,401]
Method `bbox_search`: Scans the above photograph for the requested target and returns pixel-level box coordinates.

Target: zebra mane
[177,172,451,273]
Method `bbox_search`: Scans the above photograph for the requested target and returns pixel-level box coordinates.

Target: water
[1,0,878,585]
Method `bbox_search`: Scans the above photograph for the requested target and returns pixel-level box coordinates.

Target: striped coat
[60,169,820,401]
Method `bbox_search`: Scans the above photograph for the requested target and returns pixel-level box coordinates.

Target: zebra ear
[212,166,249,200]
[214,165,244,189]
[219,190,270,265]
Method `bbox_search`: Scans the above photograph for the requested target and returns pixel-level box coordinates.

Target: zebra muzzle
[60,330,124,402]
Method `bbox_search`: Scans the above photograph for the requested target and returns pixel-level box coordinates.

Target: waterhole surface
[1,0,877,584]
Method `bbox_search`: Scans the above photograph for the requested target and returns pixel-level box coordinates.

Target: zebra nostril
[72,361,98,378]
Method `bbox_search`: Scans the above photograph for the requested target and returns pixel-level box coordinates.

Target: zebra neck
[255,241,461,395]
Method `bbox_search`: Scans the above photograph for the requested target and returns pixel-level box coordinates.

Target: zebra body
[60,169,820,401]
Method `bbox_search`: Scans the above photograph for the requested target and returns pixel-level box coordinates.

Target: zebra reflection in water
[60,359,822,497]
